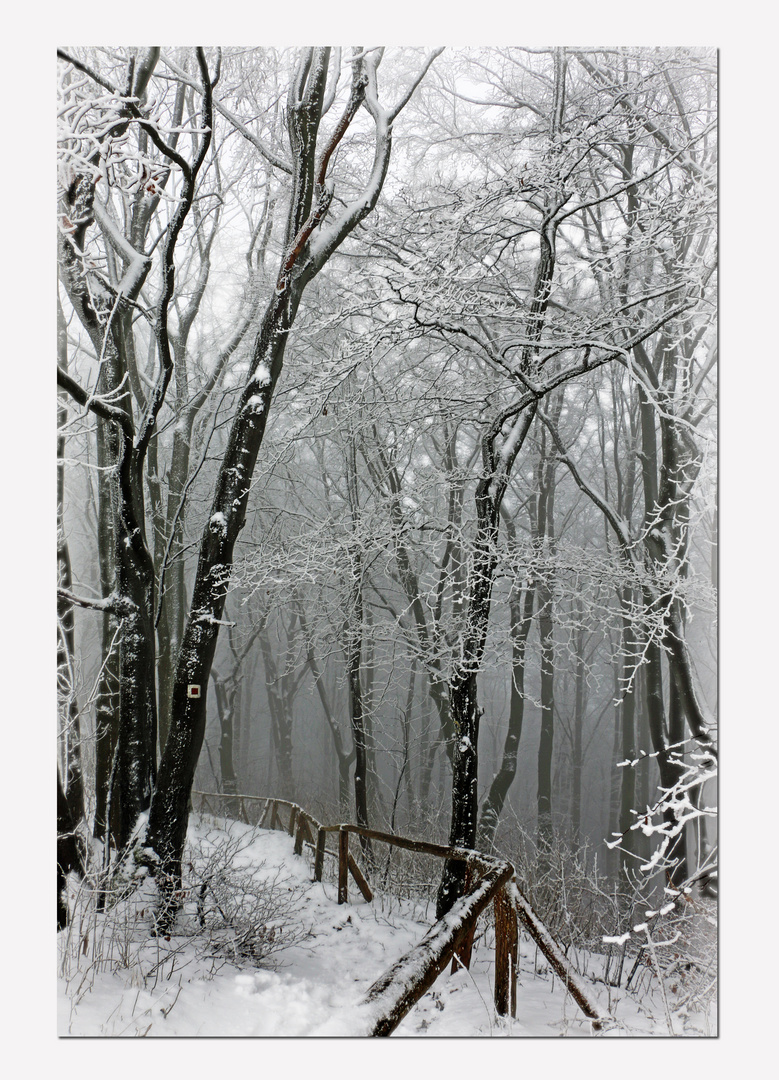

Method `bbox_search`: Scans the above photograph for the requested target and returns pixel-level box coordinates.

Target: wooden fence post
[347,852,373,902]
[338,828,349,904]
[452,863,476,973]
[494,884,518,1018]
[315,828,326,883]
[288,805,297,837]
[294,813,312,857]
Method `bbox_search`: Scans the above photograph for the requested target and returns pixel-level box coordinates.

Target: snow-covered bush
[185,825,310,965]
[58,820,311,1006]
[598,885,717,1035]
[491,815,623,951]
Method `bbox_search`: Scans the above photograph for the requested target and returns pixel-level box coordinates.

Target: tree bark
[617,595,639,879]
[571,618,586,851]
[57,297,84,827]
[345,434,372,855]
[146,48,441,905]
[477,524,534,850]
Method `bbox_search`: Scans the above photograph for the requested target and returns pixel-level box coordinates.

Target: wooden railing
[192,791,607,1034]
[192,791,374,900]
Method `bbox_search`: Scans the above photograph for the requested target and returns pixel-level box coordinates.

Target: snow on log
[357,861,514,1036]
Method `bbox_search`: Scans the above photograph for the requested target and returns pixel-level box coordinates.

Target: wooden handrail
[360,862,515,1036]
[335,823,500,870]
[191,790,608,1033]
[510,881,607,1030]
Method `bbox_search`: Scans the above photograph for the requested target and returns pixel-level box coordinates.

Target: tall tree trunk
[345,435,371,853]
[401,661,417,826]
[437,63,567,908]
[437,477,501,917]
[92,434,120,844]
[57,296,84,827]
[536,581,555,857]
[571,620,586,851]
[59,222,158,849]
[664,678,689,885]
[57,769,84,929]
[477,567,534,850]
[534,411,561,862]
[146,266,308,896]
[211,674,240,817]
[259,629,295,801]
[146,47,438,906]
[635,665,653,867]
[155,421,193,755]
[435,393,534,916]
[617,592,639,879]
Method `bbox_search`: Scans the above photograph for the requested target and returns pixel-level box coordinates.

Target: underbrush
[58,818,311,1009]
[490,815,717,1034]
[59,805,716,1036]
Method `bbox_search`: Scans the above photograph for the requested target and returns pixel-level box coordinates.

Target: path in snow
[57,816,708,1037]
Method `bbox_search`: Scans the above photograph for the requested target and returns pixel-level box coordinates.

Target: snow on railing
[192,790,608,1035]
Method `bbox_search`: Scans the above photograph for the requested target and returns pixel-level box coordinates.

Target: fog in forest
[56,44,717,1037]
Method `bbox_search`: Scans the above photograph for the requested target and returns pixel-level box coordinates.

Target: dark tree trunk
[437,453,522,916]
[58,52,213,853]
[57,297,84,826]
[59,215,157,850]
[571,621,586,851]
[211,674,240,818]
[634,672,652,867]
[664,679,689,885]
[344,427,375,855]
[534,413,560,861]
[93,461,120,844]
[57,540,84,823]
[618,593,639,879]
[154,418,193,755]
[147,56,328,897]
[477,574,534,850]
[536,581,555,856]
[146,280,303,896]
[608,656,622,882]
[57,769,83,929]
[437,132,563,911]
[348,619,370,834]
[145,46,439,911]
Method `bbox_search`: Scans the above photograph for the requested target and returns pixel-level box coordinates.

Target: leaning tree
[57,45,443,922]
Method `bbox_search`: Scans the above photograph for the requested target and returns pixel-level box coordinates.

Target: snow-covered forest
[56,43,717,1038]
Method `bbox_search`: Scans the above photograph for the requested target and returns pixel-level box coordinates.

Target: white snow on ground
[57,815,715,1037]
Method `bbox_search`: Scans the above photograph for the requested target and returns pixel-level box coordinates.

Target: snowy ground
[57,815,715,1038]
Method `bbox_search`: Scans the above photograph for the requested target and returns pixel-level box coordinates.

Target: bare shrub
[607,886,717,1033]
[184,823,311,965]
[58,818,312,1011]
[491,813,623,950]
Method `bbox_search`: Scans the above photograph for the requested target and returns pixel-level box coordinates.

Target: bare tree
[141,46,443,913]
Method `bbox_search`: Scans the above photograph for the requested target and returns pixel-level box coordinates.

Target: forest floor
[57,816,715,1037]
